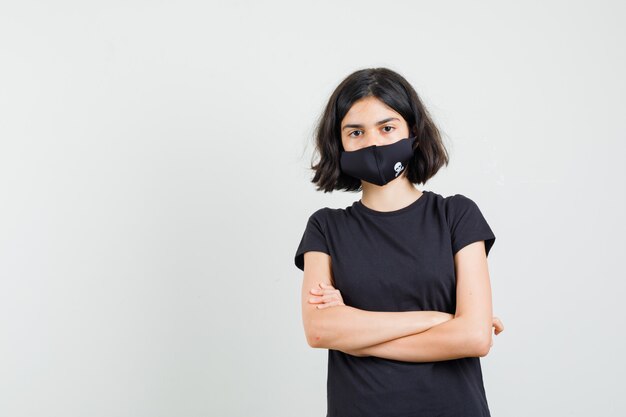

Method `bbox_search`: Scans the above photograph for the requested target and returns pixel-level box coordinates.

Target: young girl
[294,67,504,417]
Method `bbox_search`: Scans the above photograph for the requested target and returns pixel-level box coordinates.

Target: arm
[301,251,446,351]
[308,304,445,351]
[345,241,494,361]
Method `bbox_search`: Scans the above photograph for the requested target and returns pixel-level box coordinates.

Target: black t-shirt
[294,190,496,417]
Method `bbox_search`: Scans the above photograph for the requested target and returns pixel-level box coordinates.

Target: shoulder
[307,206,336,224]
[426,191,484,224]
[302,204,356,239]
[304,206,339,230]
[422,189,472,205]
[422,189,477,209]
[440,193,496,256]
[444,193,480,212]
[308,206,329,220]
[308,203,353,222]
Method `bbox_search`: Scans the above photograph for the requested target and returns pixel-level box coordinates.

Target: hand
[308,282,345,309]
[490,316,504,347]
[492,316,504,335]
[308,283,362,356]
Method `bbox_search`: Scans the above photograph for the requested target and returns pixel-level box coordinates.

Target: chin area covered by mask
[340,136,417,186]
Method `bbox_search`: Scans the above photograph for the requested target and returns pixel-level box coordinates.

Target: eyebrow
[341,117,400,130]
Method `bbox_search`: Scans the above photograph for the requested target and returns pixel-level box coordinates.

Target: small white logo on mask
[394,162,405,177]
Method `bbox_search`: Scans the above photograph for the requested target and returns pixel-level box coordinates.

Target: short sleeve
[446,194,496,257]
[294,209,330,271]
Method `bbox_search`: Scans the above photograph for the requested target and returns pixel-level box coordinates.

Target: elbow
[475,337,491,357]
[468,327,492,357]
[303,305,347,349]
[304,316,324,348]
[454,316,492,357]
[306,331,324,348]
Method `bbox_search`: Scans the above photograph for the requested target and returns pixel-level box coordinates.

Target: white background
[1,1,625,416]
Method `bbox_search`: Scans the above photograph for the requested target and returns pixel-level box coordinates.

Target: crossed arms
[300,242,504,363]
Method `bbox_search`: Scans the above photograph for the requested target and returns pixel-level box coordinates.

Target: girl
[294,67,504,417]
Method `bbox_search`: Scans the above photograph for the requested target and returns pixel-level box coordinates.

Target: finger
[311,287,339,293]
[310,288,336,296]
[308,294,337,304]
[492,318,504,331]
[311,288,341,299]
[318,294,340,303]
[308,294,332,304]
[496,320,504,333]
[317,300,340,309]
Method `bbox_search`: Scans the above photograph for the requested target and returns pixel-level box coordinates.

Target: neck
[360,175,423,212]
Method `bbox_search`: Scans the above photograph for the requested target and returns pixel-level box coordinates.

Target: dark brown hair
[309,67,449,193]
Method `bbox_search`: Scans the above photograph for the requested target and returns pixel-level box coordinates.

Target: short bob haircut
[310,67,449,193]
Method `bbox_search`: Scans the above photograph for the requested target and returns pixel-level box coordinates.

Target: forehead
[342,97,403,125]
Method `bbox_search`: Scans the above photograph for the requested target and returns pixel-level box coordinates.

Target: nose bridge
[365,127,385,146]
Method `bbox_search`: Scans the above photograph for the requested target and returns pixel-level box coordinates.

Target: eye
[382,126,395,133]
[348,130,363,138]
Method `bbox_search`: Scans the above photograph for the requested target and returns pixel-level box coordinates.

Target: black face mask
[340,136,417,186]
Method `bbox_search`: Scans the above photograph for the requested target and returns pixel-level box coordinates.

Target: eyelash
[349,126,395,138]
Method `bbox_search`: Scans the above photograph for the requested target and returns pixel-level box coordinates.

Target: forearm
[309,305,439,351]
[346,316,489,362]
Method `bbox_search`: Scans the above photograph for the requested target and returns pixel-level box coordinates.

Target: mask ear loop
[404,136,418,178]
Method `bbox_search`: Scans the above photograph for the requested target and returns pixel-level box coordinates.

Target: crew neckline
[354,190,430,217]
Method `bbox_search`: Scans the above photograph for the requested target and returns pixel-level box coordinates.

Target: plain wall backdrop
[1,1,625,416]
